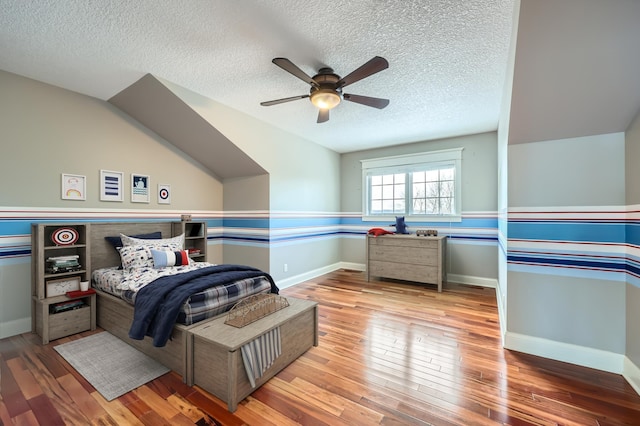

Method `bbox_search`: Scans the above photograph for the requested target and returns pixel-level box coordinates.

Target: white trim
[446,273,497,288]
[495,280,507,346]
[361,148,463,222]
[623,356,640,396]
[504,332,624,374]
[0,316,31,340]
[276,262,365,290]
[360,148,463,169]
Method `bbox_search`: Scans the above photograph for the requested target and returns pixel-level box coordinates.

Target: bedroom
[1,0,640,424]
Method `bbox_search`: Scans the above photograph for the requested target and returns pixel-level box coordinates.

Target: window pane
[382,174,394,185]
[394,173,405,184]
[382,200,394,212]
[371,186,382,200]
[371,175,382,185]
[413,171,425,183]
[425,169,439,182]
[394,183,405,198]
[440,197,453,214]
[440,181,453,197]
[425,181,438,196]
[371,200,382,213]
[382,185,394,199]
[440,167,454,180]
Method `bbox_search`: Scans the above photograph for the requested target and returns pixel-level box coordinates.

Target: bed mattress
[92,266,273,325]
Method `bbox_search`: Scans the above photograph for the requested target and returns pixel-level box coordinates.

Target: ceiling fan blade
[272,58,318,87]
[317,109,329,123]
[336,56,389,88]
[343,93,390,109]
[260,94,309,106]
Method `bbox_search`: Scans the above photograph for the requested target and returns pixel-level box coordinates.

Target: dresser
[366,234,447,292]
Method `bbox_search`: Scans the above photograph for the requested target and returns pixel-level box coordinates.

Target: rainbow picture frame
[61,173,86,201]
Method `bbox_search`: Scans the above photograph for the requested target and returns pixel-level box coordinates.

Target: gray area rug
[54,331,170,401]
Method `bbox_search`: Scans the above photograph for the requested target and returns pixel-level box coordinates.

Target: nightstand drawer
[49,306,91,341]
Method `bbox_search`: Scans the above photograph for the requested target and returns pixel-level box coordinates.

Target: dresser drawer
[368,245,438,266]
[368,261,439,285]
[369,236,439,249]
[367,234,446,291]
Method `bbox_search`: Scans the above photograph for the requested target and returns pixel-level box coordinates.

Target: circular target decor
[159,188,169,200]
[51,227,79,246]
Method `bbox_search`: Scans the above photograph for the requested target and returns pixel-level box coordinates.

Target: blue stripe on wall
[0,210,499,258]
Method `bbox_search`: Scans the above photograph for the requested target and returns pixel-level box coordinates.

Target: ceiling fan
[260,56,390,123]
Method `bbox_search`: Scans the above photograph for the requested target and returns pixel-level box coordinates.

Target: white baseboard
[504,331,624,374]
[447,273,497,288]
[0,317,31,340]
[495,282,507,345]
[624,356,640,396]
[276,262,364,289]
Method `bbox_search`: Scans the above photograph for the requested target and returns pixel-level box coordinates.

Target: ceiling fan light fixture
[310,89,341,110]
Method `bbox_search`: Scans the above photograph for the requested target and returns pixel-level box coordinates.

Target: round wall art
[51,227,79,246]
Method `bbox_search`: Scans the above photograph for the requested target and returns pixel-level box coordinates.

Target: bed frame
[89,221,197,378]
[89,221,319,408]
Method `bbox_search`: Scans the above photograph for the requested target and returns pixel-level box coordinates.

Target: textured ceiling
[0,0,515,153]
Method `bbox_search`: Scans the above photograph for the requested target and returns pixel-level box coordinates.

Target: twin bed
[88,222,278,378]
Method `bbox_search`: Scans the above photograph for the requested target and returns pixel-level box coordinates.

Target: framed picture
[158,184,171,204]
[61,174,86,200]
[131,173,150,203]
[100,170,124,202]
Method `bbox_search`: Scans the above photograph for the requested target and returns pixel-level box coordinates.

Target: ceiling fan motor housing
[310,69,342,109]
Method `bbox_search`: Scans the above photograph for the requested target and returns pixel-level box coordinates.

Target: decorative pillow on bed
[150,249,190,268]
[121,233,185,249]
[119,243,185,271]
[105,231,162,251]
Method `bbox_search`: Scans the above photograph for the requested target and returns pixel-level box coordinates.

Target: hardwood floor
[2,269,640,425]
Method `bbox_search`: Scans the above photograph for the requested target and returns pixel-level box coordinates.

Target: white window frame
[361,148,463,222]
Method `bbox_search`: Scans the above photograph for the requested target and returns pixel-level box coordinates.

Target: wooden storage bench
[187,297,318,412]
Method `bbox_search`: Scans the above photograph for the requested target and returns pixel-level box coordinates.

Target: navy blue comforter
[128,264,278,347]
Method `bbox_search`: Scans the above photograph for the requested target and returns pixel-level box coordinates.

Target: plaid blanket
[129,265,278,347]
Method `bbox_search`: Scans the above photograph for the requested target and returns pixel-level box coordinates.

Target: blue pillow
[104,231,162,250]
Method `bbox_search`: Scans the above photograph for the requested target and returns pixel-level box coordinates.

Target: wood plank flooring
[2,269,640,425]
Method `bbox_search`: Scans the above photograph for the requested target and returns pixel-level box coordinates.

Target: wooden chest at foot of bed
[187,297,319,412]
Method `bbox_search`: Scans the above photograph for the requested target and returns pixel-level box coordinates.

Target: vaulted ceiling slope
[109,74,266,180]
[509,0,640,144]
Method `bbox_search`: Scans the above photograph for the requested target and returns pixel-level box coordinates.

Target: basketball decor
[51,227,79,246]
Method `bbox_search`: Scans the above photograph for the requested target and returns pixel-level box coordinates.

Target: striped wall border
[0,207,498,262]
[507,205,640,287]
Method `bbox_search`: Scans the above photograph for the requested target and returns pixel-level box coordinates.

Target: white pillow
[120,233,185,249]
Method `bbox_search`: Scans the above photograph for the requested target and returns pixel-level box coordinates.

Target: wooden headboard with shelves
[89,222,174,271]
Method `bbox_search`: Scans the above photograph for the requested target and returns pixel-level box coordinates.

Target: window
[361,148,463,222]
